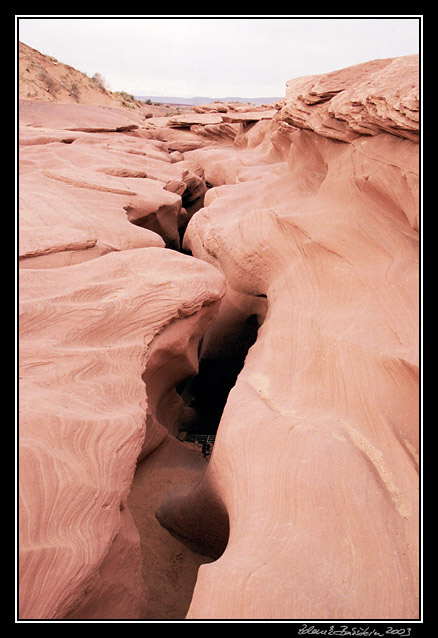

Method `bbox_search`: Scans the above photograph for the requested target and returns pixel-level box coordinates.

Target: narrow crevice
[178,242,193,256]
[176,313,260,441]
[124,158,212,251]
[128,275,266,618]
[127,157,262,617]
[176,178,211,251]
[177,218,194,253]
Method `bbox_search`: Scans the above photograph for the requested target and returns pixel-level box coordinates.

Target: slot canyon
[18,45,420,621]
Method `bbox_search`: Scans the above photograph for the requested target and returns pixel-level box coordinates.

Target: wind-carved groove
[137,300,221,461]
[129,286,265,618]
[176,313,260,440]
[127,145,267,610]
[153,304,265,563]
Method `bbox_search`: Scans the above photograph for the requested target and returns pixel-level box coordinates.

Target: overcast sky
[17,16,421,98]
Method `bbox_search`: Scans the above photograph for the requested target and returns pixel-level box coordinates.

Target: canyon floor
[18,49,420,622]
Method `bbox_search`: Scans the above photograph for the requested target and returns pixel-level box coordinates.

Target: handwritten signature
[297,625,412,637]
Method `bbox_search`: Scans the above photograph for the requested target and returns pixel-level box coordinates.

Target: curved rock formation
[160,55,420,620]
[277,55,419,142]
[18,248,225,619]
[18,52,420,621]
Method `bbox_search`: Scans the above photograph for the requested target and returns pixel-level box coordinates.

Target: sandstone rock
[190,122,240,143]
[141,115,173,129]
[18,52,420,622]
[18,170,166,268]
[277,55,419,142]
[192,103,228,113]
[183,145,286,187]
[123,191,182,249]
[18,248,225,619]
[176,57,419,620]
[18,101,213,262]
[127,435,214,619]
[19,99,144,132]
[220,108,277,123]
[64,506,147,620]
[168,113,224,128]
[147,126,212,153]
[169,150,185,162]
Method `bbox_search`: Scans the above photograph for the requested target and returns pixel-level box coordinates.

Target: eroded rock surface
[18,247,225,619]
[18,53,419,620]
[277,55,419,142]
[159,55,420,620]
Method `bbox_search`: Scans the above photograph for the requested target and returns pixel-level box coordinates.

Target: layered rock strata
[157,55,420,620]
[18,98,229,618]
[18,247,225,619]
[18,53,419,620]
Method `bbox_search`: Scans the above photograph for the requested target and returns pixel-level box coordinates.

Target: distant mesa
[136,96,283,106]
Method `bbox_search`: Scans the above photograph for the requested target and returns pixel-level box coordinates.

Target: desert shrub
[39,70,59,96]
[121,91,137,103]
[70,82,80,101]
[91,73,107,90]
